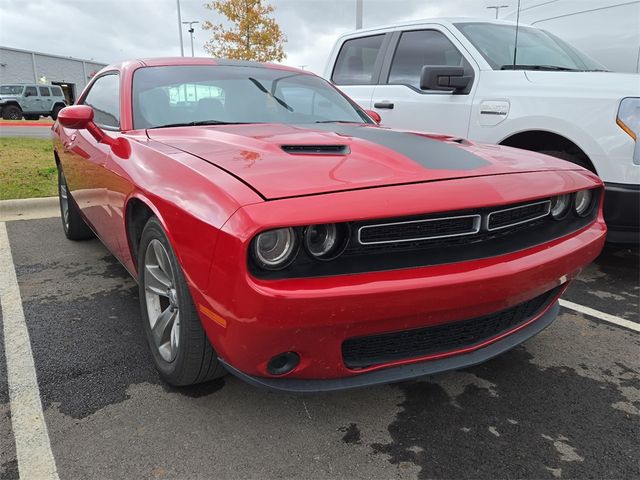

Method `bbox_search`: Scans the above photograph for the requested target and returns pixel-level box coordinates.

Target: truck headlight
[617,97,639,141]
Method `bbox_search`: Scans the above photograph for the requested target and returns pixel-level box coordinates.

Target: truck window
[51,86,64,96]
[39,87,51,96]
[388,30,468,89]
[332,35,384,85]
[24,86,37,97]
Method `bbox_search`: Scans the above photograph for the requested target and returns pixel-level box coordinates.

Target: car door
[38,86,52,114]
[22,86,39,113]
[59,73,122,255]
[371,27,478,137]
[329,33,390,110]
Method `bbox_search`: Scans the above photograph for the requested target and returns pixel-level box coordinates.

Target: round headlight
[574,189,594,217]
[304,223,349,260]
[252,227,297,270]
[550,194,571,220]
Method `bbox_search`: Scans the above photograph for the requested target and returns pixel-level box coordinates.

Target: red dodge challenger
[52,58,606,392]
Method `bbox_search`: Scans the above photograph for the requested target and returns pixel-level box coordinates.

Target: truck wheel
[51,104,64,120]
[58,167,94,240]
[138,216,226,386]
[2,105,22,120]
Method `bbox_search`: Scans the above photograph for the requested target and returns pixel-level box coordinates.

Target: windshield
[0,85,24,95]
[455,22,607,71]
[132,65,371,129]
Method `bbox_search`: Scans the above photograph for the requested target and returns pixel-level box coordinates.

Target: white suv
[325,18,640,243]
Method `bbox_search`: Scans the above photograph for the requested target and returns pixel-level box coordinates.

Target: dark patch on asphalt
[21,287,161,419]
[100,254,134,280]
[162,377,226,398]
[565,244,639,322]
[0,459,18,480]
[339,423,362,445]
[371,347,640,479]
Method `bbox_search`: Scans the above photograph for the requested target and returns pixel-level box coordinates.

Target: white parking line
[559,299,640,333]
[0,222,59,480]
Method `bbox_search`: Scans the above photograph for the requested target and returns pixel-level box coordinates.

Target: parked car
[0,83,67,120]
[324,18,640,243]
[53,58,605,391]
[504,0,640,73]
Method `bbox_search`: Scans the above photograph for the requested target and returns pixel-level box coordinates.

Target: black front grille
[249,191,600,280]
[488,201,550,230]
[359,215,479,244]
[342,287,560,368]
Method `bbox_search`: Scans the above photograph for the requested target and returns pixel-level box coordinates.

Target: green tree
[203,0,287,62]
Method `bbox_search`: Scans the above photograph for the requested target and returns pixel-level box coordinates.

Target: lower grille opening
[342,286,561,369]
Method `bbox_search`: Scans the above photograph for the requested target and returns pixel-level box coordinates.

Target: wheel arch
[499,129,597,174]
[124,195,160,275]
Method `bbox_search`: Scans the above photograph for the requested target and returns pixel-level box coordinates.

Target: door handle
[374,102,394,109]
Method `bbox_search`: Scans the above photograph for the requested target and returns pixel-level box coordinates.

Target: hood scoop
[281,144,350,155]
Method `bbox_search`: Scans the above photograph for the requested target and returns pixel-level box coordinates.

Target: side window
[24,86,37,97]
[39,87,51,96]
[388,30,471,89]
[332,35,384,85]
[51,86,63,97]
[82,74,120,128]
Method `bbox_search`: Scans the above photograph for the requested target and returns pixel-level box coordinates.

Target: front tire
[2,105,22,120]
[138,217,225,386]
[58,167,94,240]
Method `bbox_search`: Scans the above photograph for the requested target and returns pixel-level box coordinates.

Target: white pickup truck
[324,18,640,243]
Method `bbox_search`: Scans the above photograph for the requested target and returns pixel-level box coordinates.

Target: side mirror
[420,66,471,93]
[365,109,382,124]
[58,105,94,129]
[57,105,130,158]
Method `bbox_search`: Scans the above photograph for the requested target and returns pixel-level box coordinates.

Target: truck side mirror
[420,66,471,93]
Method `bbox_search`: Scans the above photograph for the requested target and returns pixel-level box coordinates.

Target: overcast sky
[0,0,516,74]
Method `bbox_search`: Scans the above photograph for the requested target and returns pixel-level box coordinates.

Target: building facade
[0,46,108,104]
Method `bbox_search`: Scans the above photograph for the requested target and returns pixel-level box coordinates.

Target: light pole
[356,0,363,29]
[182,21,200,57]
[486,5,509,19]
[176,0,184,56]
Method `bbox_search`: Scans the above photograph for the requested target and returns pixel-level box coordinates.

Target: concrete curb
[0,197,59,222]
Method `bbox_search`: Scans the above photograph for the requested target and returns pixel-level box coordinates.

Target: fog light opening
[267,352,300,376]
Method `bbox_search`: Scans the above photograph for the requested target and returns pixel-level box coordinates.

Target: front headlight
[550,194,571,220]
[574,189,595,217]
[617,97,640,141]
[251,227,298,270]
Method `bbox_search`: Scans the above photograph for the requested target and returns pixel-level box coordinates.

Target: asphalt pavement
[0,124,52,138]
[0,216,638,479]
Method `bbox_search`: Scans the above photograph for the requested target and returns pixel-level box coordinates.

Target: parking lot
[1,215,638,479]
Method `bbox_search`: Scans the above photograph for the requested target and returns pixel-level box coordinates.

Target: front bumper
[219,302,560,393]
[604,182,640,244]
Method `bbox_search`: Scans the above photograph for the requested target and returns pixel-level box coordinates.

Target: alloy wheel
[59,173,70,230]
[144,239,181,362]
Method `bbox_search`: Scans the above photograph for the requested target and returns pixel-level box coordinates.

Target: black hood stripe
[304,124,489,170]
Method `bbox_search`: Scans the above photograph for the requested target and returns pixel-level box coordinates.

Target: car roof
[101,57,307,75]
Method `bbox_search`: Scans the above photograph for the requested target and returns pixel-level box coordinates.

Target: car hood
[524,71,640,96]
[147,123,580,200]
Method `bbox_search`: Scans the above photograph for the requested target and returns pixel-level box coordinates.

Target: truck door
[22,86,39,113]
[329,33,390,110]
[38,86,53,114]
[370,27,478,137]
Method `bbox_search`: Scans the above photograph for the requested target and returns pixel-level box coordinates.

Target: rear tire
[138,216,226,386]
[58,167,94,240]
[2,105,22,120]
[51,104,63,120]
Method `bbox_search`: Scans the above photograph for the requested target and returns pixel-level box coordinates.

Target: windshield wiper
[151,120,255,129]
[500,64,579,71]
[248,77,293,112]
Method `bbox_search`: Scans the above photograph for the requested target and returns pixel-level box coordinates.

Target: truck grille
[342,286,560,368]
